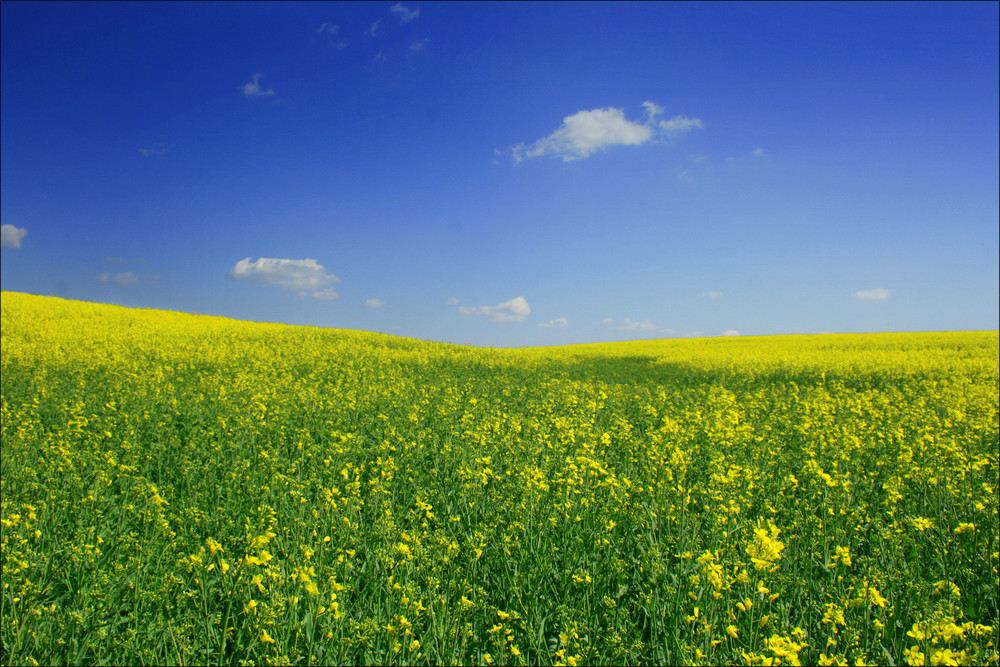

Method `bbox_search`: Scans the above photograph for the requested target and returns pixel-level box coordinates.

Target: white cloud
[242,74,275,97]
[659,116,704,133]
[308,288,340,300]
[853,287,891,300]
[1,224,27,248]
[721,329,740,336]
[365,298,386,308]
[139,143,167,157]
[369,18,383,36]
[228,257,340,299]
[97,272,139,287]
[459,296,530,322]
[702,291,723,299]
[446,297,460,306]
[390,3,420,22]
[660,328,676,334]
[316,22,347,47]
[622,318,656,331]
[512,107,652,162]
[641,101,665,119]
[409,38,429,52]
[602,317,613,325]
[537,317,568,328]
[510,102,703,163]
[752,148,767,157]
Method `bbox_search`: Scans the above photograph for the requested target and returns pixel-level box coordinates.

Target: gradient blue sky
[2,1,997,347]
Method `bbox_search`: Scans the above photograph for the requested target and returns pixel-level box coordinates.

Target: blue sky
[2,1,997,347]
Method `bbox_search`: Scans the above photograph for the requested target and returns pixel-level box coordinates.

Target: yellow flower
[261,628,275,643]
[206,537,222,555]
[746,521,785,572]
[726,625,740,639]
[832,545,852,567]
[903,645,926,666]
[929,649,961,666]
[907,623,927,641]
[953,523,976,535]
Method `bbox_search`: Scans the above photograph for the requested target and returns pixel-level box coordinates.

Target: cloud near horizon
[1,224,27,248]
[854,287,891,300]
[621,318,657,331]
[459,296,530,322]
[537,317,568,328]
[228,257,340,299]
[365,298,386,308]
[510,102,703,162]
[96,271,157,286]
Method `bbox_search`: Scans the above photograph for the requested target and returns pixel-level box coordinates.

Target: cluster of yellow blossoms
[1,292,997,665]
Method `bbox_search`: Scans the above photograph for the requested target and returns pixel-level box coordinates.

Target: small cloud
[751,148,767,158]
[601,317,613,325]
[1,224,27,248]
[459,296,530,322]
[316,22,347,47]
[242,73,275,97]
[687,331,705,337]
[139,143,167,157]
[660,328,676,334]
[228,257,340,299]
[689,154,708,163]
[537,317,568,328]
[409,38,429,52]
[509,102,703,163]
[390,3,420,22]
[308,287,340,301]
[721,329,740,336]
[702,291,723,299]
[446,297,460,306]
[853,287,891,300]
[642,100,665,119]
[365,298,386,308]
[97,272,139,287]
[659,115,704,133]
[622,318,656,331]
[511,106,652,163]
[369,18,383,37]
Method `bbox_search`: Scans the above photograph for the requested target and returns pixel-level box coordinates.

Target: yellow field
[1,292,997,665]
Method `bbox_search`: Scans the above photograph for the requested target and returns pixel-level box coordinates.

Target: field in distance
[1,292,997,666]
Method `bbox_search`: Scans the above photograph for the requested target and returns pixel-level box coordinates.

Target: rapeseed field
[1,291,997,666]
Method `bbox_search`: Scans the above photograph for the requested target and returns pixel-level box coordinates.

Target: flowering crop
[2,292,997,665]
